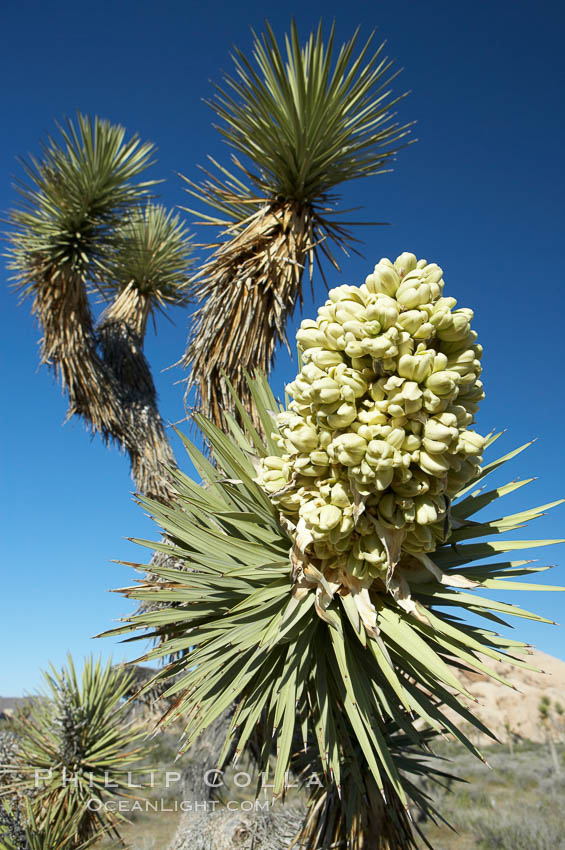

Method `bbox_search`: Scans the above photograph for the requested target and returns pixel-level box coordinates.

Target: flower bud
[361,335,398,359]
[397,351,435,382]
[332,365,369,398]
[386,427,406,450]
[436,311,471,341]
[396,269,422,291]
[284,418,319,453]
[286,376,311,401]
[434,296,457,311]
[310,450,330,466]
[352,423,372,441]
[396,283,431,309]
[416,494,447,525]
[450,404,474,427]
[349,355,373,372]
[366,294,400,329]
[318,504,343,532]
[422,388,446,413]
[328,285,365,305]
[342,320,369,338]
[394,252,418,276]
[326,401,358,429]
[378,493,405,528]
[374,467,395,491]
[307,349,345,369]
[262,455,286,472]
[365,262,400,296]
[331,481,351,508]
[400,381,423,414]
[425,370,460,398]
[354,532,387,565]
[419,451,450,477]
[311,376,341,404]
[347,552,370,580]
[422,437,449,455]
[457,430,486,456]
[260,469,288,493]
[335,301,367,324]
[301,362,326,383]
[440,330,478,356]
[458,380,485,402]
[329,433,367,466]
[403,524,434,553]
[357,406,388,426]
[397,310,424,335]
[446,458,480,496]
[392,469,430,497]
[323,321,347,348]
[402,434,421,452]
[294,457,326,477]
[413,321,435,339]
[423,418,457,444]
[366,438,394,464]
[297,320,326,349]
[432,352,448,372]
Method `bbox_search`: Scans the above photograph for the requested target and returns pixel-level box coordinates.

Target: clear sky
[1,0,564,695]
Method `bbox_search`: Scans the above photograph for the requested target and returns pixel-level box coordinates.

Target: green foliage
[0,797,107,850]
[96,203,193,309]
[205,20,411,204]
[181,22,416,429]
[1,656,147,848]
[8,113,157,287]
[105,372,563,836]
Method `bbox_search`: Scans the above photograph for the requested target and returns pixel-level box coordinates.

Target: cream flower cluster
[257,253,485,582]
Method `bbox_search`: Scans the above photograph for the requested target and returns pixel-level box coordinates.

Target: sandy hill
[452,649,565,743]
[0,697,29,711]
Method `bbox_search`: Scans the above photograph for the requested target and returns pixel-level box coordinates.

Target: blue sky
[1,0,564,695]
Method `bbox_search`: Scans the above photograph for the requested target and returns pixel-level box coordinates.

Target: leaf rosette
[106,259,564,843]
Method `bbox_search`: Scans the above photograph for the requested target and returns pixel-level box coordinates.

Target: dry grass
[88,738,565,850]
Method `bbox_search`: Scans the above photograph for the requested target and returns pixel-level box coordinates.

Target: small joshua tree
[555,701,564,741]
[0,656,148,848]
[539,696,561,775]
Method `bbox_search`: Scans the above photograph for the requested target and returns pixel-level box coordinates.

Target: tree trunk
[182,201,313,430]
[165,720,417,850]
[294,775,416,850]
[33,266,123,438]
[97,284,178,503]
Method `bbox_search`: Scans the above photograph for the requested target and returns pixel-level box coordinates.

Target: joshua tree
[0,797,96,850]
[7,114,193,502]
[107,252,564,848]
[555,701,564,741]
[18,22,562,850]
[0,656,147,848]
[504,719,517,756]
[8,20,412,507]
[181,21,412,427]
[538,696,561,774]
[7,26,415,844]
